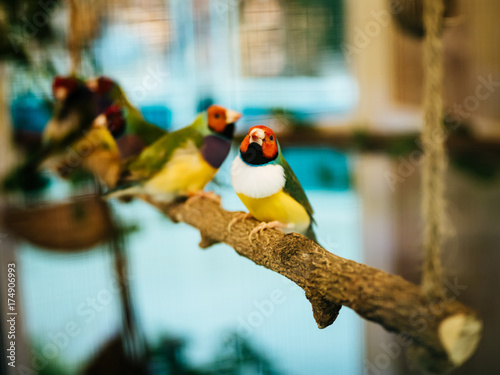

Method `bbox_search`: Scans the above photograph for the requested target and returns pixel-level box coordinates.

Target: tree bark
[151,196,482,374]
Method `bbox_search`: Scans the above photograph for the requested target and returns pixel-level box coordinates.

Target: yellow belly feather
[237,190,310,233]
[43,127,121,187]
[146,143,216,198]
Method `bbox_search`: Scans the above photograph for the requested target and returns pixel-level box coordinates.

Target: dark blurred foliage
[443,119,499,181]
[148,336,195,375]
[0,0,62,64]
[270,107,315,131]
[148,332,281,375]
[0,1,62,193]
[35,332,280,375]
[83,335,149,375]
[385,134,419,157]
[323,120,500,183]
[2,163,49,192]
[1,155,100,194]
[37,360,69,375]
[350,128,371,151]
[201,333,280,375]
[451,151,498,181]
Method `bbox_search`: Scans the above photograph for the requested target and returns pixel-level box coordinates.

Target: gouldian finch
[87,76,166,158]
[43,76,97,150]
[35,76,124,187]
[3,76,98,192]
[108,105,241,202]
[53,105,123,187]
[44,76,167,188]
[230,125,316,242]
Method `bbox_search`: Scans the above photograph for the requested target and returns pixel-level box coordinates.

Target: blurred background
[0,0,499,374]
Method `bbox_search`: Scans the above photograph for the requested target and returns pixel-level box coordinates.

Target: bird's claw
[227,212,253,233]
[248,221,286,245]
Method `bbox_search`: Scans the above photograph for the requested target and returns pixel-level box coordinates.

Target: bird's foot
[248,221,288,245]
[227,212,253,233]
[186,190,221,206]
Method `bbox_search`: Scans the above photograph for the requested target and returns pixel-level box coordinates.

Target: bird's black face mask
[220,122,235,140]
[57,86,94,121]
[240,142,277,165]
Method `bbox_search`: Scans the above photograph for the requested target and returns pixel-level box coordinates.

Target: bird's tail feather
[305,225,318,243]
[104,181,143,201]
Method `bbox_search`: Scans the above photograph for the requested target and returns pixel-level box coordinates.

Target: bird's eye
[214,113,220,119]
[269,135,274,141]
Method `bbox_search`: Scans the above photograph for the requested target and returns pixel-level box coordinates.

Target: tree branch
[150,196,482,373]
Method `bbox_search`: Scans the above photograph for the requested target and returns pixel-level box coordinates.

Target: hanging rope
[68,0,81,74]
[421,0,446,300]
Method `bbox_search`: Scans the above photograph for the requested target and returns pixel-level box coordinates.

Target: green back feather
[123,107,166,145]
[126,113,207,179]
[279,155,315,222]
[108,84,167,145]
[278,153,317,241]
[110,85,135,111]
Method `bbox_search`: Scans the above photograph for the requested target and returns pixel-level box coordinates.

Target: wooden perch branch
[151,196,482,373]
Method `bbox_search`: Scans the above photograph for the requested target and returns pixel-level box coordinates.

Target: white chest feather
[231,155,285,199]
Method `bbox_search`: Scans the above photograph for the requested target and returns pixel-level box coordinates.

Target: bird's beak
[225,109,242,124]
[54,87,68,101]
[92,114,107,128]
[249,128,265,146]
[87,78,98,92]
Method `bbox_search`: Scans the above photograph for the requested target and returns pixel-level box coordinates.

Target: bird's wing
[280,157,315,223]
[126,124,202,180]
[125,109,167,146]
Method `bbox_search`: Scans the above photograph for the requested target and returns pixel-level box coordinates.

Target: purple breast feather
[200,135,232,168]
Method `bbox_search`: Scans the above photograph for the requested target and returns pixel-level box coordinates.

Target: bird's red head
[88,76,115,94]
[207,105,241,139]
[52,76,80,101]
[240,125,279,165]
[104,105,125,138]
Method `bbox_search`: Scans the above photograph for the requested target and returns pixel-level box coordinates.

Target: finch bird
[108,105,241,202]
[86,76,166,159]
[230,125,316,242]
